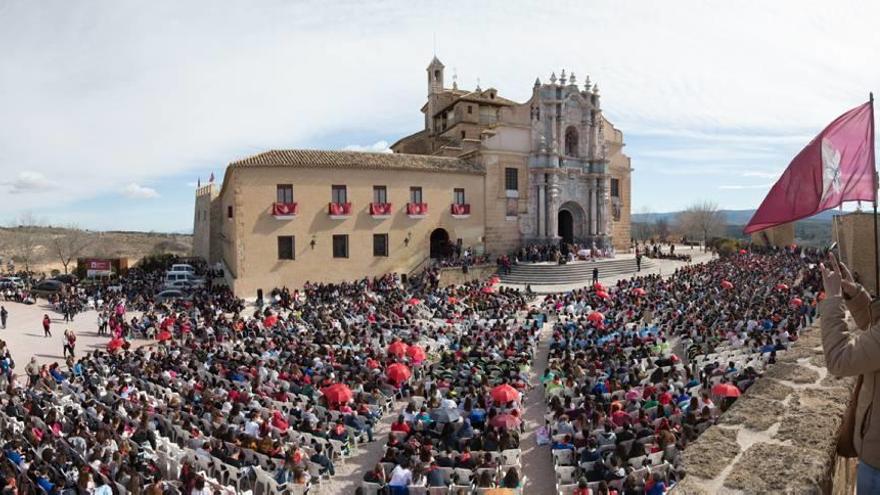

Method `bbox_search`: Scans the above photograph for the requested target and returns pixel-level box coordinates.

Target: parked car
[52,274,78,285]
[164,280,199,292]
[164,272,205,289]
[154,289,192,304]
[0,276,24,288]
[168,264,196,274]
[31,280,65,298]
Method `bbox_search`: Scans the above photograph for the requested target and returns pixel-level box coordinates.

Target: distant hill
[632,209,838,225]
[0,226,192,274]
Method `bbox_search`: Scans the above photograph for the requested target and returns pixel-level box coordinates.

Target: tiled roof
[230,149,484,175]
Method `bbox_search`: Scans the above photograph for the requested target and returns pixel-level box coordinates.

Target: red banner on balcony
[407,203,428,215]
[272,202,299,216]
[370,202,392,215]
[451,203,470,215]
[328,202,352,216]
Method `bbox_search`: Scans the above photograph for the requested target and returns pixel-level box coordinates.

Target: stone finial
[593,83,600,95]
[452,68,458,90]
[475,77,481,92]
[549,72,557,84]
[569,72,577,84]
[559,69,567,85]
[534,77,541,87]
[584,75,591,92]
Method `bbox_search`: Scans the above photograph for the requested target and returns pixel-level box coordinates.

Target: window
[277,236,295,260]
[611,178,620,198]
[373,234,389,257]
[467,105,473,114]
[227,205,233,219]
[460,131,466,139]
[433,69,440,80]
[454,188,466,205]
[564,126,579,156]
[410,186,423,204]
[373,185,387,203]
[276,184,294,203]
[331,185,347,204]
[332,235,349,258]
[505,168,518,191]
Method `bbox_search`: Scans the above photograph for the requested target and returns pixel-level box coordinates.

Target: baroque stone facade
[392,58,632,253]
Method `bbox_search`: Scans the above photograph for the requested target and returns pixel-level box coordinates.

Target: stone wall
[673,321,858,494]
[437,264,496,287]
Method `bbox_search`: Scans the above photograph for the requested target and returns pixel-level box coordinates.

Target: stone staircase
[499,257,654,285]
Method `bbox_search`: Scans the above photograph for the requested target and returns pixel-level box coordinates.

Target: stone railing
[437,264,496,287]
[674,320,858,494]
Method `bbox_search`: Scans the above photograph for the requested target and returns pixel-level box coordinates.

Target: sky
[2,0,880,232]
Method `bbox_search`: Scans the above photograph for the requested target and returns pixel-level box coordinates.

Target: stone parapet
[673,321,858,494]
[436,264,496,287]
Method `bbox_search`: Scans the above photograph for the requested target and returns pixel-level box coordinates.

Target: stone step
[499,258,654,285]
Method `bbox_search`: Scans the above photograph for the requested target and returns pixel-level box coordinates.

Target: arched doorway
[558,210,574,244]
[430,228,450,259]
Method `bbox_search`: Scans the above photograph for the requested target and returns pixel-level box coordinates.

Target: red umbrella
[587,312,605,324]
[712,383,741,398]
[407,345,427,363]
[490,384,520,404]
[631,288,646,297]
[157,330,172,342]
[107,337,125,352]
[489,276,501,285]
[490,413,521,429]
[776,283,789,291]
[387,341,409,357]
[407,298,422,305]
[720,280,734,290]
[739,249,747,255]
[448,296,458,304]
[593,282,606,292]
[791,297,804,307]
[386,363,412,385]
[482,286,495,294]
[596,290,610,300]
[321,383,353,405]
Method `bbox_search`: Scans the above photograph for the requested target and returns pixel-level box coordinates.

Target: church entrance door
[558,210,574,244]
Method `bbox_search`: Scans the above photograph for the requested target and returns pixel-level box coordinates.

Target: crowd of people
[0,244,827,494]
[538,245,821,493]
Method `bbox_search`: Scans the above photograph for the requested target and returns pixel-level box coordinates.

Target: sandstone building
[194,58,632,295]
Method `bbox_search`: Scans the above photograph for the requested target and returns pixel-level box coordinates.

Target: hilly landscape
[633,208,840,245]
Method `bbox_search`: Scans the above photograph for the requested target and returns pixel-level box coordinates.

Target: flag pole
[871,92,879,297]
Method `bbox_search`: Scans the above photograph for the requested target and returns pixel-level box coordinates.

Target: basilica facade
[392,57,632,255]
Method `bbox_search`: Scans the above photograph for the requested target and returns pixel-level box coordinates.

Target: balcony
[369,202,392,218]
[271,202,299,219]
[328,202,352,219]
[450,203,471,218]
[406,202,428,218]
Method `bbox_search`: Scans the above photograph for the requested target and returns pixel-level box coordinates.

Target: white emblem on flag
[821,138,842,200]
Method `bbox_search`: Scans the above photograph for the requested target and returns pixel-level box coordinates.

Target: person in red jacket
[42,314,51,338]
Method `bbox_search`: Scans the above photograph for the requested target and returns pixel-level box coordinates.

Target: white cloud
[342,140,392,153]
[1,1,879,227]
[122,183,159,199]
[4,171,55,194]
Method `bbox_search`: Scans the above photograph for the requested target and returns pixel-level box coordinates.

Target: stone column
[598,177,608,237]
[588,179,598,237]
[536,179,545,239]
[548,173,560,240]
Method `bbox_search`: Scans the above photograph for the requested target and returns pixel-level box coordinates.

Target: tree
[52,226,92,274]
[654,217,670,242]
[677,201,726,251]
[632,206,654,242]
[6,212,42,274]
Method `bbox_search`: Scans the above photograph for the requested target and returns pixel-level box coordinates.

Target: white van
[168,264,195,274]
[164,272,205,288]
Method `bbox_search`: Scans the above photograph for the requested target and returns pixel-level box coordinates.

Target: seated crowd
[539,246,821,494]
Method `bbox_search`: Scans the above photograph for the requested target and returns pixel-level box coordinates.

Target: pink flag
[744,101,876,234]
